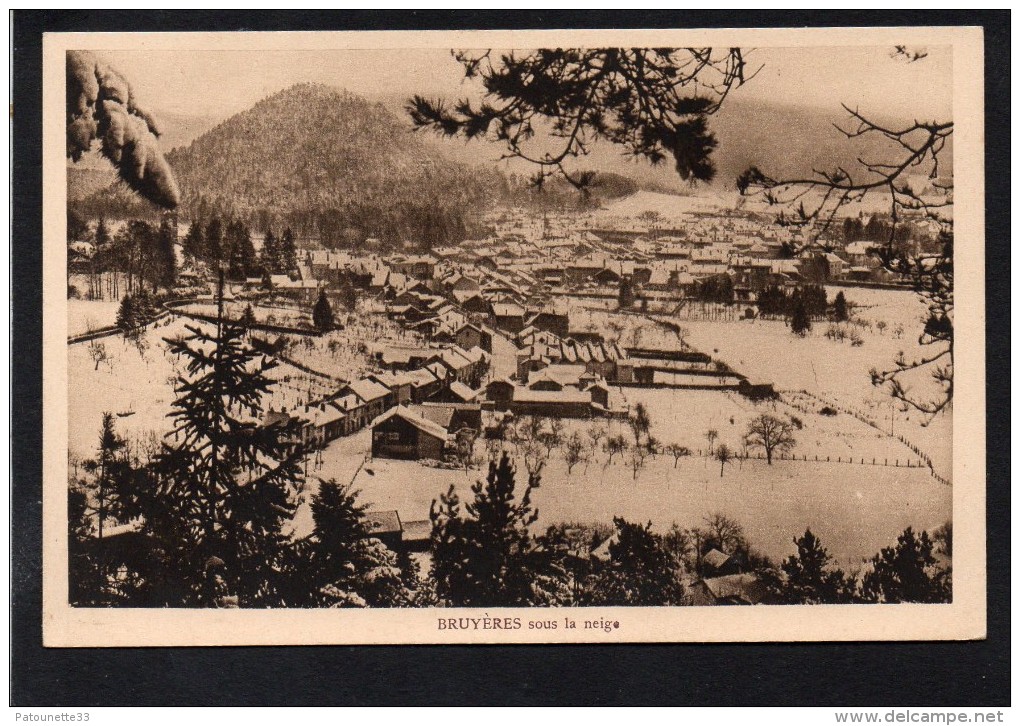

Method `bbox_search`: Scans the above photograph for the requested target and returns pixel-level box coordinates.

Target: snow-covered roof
[702,548,731,569]
[492,303,526,317]
[448,381,478,402]
[702,573,766,604]
[404,368,439,388]
[370,405,450,441]
[347,378,391,403]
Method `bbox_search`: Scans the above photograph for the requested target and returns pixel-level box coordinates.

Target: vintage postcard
[42,26,985,646]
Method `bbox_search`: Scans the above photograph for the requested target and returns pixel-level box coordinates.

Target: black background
[11,10,1010,707]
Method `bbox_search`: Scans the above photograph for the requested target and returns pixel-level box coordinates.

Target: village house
[686,573,767,606]
[443,273,482,295]
[330,393,365,434]
[491,302,527,333]
[377,345,435,371]
[844,240,880,268]
[563,258,606,285]
[424,346,479,386]
[525,363,590,390]
[449,323,493,353]
[526,310,570,339]
[368,371,415,406]
[303,402,347,447]
[261,406,304,453]
[485,378,516,411]
[430,379,480,404]
[338,378,392,423]
[404,367,443,403]
[455,293,494,317]
[516,336,629,383]
[370,405,449,460]
[385,303,430,325]
[388,255,437,280]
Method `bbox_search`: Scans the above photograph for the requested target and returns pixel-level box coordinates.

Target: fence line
[694,448,930,470]
[777,388,951,486]
[67,309,173,345]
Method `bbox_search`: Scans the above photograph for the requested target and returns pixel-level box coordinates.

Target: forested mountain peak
[163,83,507,246]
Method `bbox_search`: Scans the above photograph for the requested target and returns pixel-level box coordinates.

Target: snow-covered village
[63,46,955,610]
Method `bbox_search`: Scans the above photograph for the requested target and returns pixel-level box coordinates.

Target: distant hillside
[161,83,511,246]
[137,109,223,152]
[376,92,952,195]
[71,86,951,231]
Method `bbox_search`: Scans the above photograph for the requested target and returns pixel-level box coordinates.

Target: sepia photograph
[40,25,986,646]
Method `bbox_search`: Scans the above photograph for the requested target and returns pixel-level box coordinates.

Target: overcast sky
[99,45,953,122]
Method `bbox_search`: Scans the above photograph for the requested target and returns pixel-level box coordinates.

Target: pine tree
[429,453,540,606]
[116,294,137,333]
[133,286,156,323]
[149,295,305,606]
[67,208,89,243]
[156,216,177,291]
[225,219,256,280]
[71,413,152,605]
[204,217,223,263]
[764,528,857,604]
[860,527,951,603]
[280,228,298,272]
[239,303,256,329]
[282,479,414,607]
[123,220,159,293]
[312,290,334,332]
[790,298,811,336]
[182,219,204,262]
[618,275,635,309]
[68,483,107,605]
[91,217,112,301]
[81,412,129,540]
[581,517,685,606]
[259,229,280,274]
[94,217,111,247]
[833,291,849,322]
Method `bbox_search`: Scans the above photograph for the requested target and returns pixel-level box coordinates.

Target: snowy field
[616,388,924,466]
[297,415,949,567]
[569,306,690,350]
[178,301,311,329]
[284,312,426,381]
[674,286,952,479]
[67,299,120,336]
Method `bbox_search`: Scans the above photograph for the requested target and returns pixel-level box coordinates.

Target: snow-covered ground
[65,282,953,570]
[283,312,425,381]
[298,418,949,567]
[570,307,690,350]
[676,286,952,479]
[67,299,120,336]
[179,301,311,329]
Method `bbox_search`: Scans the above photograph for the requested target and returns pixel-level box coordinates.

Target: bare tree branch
[738,96,953,422]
